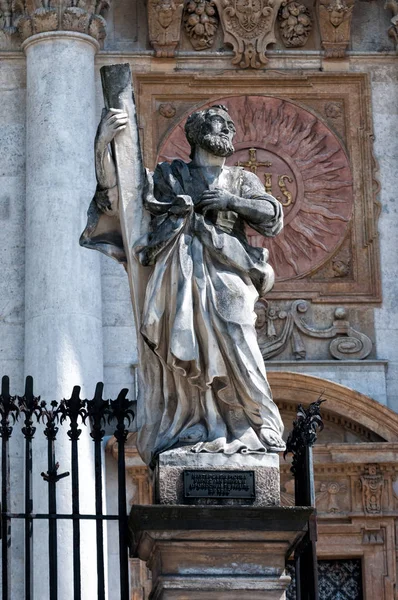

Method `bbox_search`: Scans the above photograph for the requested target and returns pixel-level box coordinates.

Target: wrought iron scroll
[284,397,325,600]
[0,376,134,600]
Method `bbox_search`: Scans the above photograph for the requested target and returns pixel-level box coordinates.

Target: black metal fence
[285,397,325,600]
[0,375,134,600]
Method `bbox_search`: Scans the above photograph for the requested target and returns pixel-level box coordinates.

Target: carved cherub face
[255,303,267,329]
[327,0,347,27]
[329,9,344,26]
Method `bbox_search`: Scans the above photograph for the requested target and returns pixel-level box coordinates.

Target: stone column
[19,2,109,597]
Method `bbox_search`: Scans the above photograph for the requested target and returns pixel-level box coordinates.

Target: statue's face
[197,111,236,157]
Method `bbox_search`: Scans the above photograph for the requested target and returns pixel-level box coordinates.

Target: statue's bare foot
[260,428,286,453]
[179,424,206,444]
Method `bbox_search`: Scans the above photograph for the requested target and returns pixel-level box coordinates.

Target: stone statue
[81,101,286,465]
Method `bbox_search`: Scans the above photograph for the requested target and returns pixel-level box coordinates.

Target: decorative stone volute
[12,0,110,42]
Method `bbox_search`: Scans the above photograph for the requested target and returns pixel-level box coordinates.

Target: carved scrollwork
[278,0,312,48]
[213,0,283,68]
[255,299,373,361]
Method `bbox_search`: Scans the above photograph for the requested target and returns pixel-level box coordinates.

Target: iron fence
[285,397,325,600]
[0,375,134,600]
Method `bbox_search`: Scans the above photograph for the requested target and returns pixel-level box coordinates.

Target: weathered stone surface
[156,449,280,506]
[129,505,311,600]
[23,31,103,599]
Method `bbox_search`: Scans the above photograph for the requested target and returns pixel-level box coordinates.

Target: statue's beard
[198,133,235,157]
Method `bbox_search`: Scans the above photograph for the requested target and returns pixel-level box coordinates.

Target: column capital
[10,0,111,45]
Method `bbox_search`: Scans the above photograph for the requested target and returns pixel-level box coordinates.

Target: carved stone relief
[318,0,356,58]
[183,0,219,50]
[212,0,283,68]
[278,1,312,47]
[147,0,184,57]
[7,0,109,42]
[317,481,348,513]
[254,299,372,361]
[139,73,380,302]
[159,95,354,282]
[0,0,20,48]
[159,102,176,118]
[385,0,398,51]
[360,464,384,515]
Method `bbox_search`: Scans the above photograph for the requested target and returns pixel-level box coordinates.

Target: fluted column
[20,2,109,596]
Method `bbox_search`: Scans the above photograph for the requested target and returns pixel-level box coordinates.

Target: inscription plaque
[184,470,255,499]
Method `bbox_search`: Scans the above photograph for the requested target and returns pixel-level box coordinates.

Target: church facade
[0,1,398,598]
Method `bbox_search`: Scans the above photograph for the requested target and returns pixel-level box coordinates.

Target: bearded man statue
[81,104,286,465]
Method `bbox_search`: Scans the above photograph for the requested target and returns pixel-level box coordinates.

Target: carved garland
[278,0,312,48]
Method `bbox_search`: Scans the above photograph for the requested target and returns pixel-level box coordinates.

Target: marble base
[129,505,312,600]
[156,448,280,506]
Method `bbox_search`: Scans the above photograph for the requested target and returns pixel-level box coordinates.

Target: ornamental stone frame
[134,71,380,305]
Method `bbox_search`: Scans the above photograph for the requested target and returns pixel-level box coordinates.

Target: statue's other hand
[96,108,129,147]
[195,188,235,215]
[169,194,193,216]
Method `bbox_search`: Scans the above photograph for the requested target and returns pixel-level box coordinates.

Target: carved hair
[185,105,233,158]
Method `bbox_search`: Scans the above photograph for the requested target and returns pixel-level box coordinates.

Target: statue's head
[185,105,236,159]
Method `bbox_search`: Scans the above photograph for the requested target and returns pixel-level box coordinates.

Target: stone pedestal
[129,505,312,600]
[156,448,280,506]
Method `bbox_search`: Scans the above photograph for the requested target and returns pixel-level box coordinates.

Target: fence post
[0,376,19,600]
[110,388,134,600]
[284,398,325,600]
[87,382,109,600]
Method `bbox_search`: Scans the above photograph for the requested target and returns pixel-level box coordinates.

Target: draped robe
[81,159,285,464]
